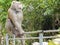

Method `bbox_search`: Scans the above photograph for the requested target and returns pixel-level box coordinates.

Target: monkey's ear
[10,1,16,9]
[19,4,23,9]
[12,1,16,4]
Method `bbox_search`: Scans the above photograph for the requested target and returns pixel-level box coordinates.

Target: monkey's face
[11,1,23,11]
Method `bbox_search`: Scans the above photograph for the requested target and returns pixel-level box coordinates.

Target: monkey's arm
[8,9,24,34]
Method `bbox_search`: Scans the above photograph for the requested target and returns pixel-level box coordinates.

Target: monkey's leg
[5,19,15,35]
[20,34,25,45]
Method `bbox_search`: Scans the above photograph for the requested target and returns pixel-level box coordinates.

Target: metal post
[6,34,9,45]
[13,35,15,45]
[39,32,43,45]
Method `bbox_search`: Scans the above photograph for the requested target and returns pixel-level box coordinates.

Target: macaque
[5,1,25,45]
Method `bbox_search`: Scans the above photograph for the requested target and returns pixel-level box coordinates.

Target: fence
[1,30,60,45]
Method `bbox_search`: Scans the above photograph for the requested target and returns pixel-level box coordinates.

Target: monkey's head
[10,1,23,11]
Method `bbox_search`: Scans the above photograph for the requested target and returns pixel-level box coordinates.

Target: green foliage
[48,40,56,45]
[0,0,60,45]
[48,40,60,45]
[41,15,53,30]
[0,0,60,40]
[0,0,12,36]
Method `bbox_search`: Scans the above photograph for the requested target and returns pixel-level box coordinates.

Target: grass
[48,40,60,45]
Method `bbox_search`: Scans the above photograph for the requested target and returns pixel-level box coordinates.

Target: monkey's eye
[19,8,21,9]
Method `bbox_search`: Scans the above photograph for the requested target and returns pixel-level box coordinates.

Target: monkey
[5,1,25,45]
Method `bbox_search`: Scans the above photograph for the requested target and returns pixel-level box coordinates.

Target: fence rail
[8,36,60,40]
[24,30,60,34]
[0,30,60,45]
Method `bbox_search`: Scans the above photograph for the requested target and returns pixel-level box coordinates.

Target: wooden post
[39,32,43,45]
[0,25,2,45]
[1,37,4,45]
[13,35,15,45]
[0,32,2,45]
[6,34,9,45]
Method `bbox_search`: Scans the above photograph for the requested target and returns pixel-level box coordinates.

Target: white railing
[1,30,60,45]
